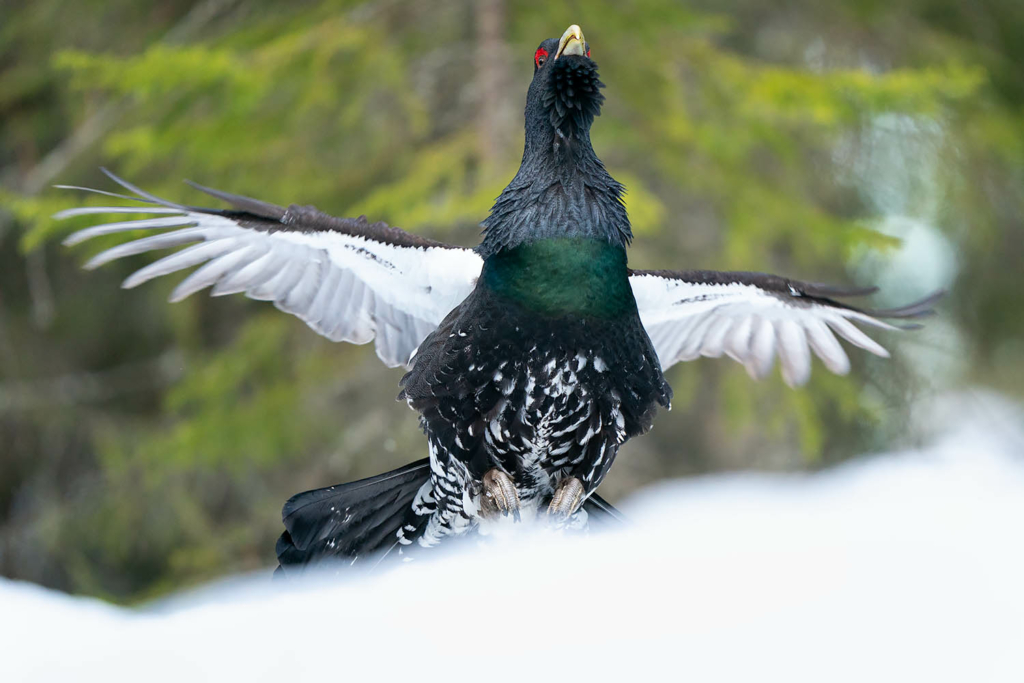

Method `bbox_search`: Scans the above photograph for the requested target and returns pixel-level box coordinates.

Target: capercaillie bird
[58,25,941,573]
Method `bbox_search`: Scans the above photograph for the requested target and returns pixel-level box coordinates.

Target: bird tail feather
[583,492,627,528]
[274,459,627,576]
[274,459,431,576]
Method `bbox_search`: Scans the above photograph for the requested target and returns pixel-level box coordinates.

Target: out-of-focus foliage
[1,0,1021,602]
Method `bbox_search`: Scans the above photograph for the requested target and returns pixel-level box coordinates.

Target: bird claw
[480,469,521,521]
[547,477,585,519]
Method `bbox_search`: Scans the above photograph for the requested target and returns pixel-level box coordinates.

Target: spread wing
[629,269,942,387]
[57,169,483,368]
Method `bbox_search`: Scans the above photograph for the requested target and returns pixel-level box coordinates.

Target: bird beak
[555,24,586,59]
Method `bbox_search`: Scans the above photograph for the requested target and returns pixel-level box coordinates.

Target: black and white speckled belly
[476,348,627,504]
[400,283,671,532]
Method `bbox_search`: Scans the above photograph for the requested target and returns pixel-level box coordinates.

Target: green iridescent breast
[481,238,635,319]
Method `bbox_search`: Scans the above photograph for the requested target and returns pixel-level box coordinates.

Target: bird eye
[534,47,548,69]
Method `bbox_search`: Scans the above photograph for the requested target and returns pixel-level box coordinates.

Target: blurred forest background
[1,0,1021,603]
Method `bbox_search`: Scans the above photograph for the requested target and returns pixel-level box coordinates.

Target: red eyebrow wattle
[534,47,549,67]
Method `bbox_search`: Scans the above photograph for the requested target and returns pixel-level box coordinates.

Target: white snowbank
[3,391,1023,682]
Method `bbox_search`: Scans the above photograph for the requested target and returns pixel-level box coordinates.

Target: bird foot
[547,477,585,519]
[480,469,521,521]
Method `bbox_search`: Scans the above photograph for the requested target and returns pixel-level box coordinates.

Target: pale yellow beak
[555,24,586,59]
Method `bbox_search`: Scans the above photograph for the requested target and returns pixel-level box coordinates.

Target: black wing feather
[183,178,287,220]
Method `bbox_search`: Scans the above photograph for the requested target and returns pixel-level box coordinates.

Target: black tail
[273,459,627,576]
[274,459,431,576]
[583,492,627,529]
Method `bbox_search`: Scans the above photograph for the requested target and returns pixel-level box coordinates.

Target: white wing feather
[630,272,937,387]
[59,200,482,369]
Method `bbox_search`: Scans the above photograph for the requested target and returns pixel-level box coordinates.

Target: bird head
[478,24,629,258]
[525,25,605,149]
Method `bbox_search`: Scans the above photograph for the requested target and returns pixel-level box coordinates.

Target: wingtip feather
[82,255,105,271]
[62,232,85,247]
[868,289,946,320]
[99,168,189,210]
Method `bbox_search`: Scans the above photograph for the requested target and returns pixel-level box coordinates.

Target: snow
[2,391,1023,682]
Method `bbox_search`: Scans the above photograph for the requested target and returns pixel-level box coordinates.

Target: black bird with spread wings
[58,25,940,572]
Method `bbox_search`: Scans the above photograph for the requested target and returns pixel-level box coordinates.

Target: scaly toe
[547,477,585,519]
[481,469,521,521]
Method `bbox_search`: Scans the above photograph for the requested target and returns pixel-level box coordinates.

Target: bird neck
[477,140,633,258]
